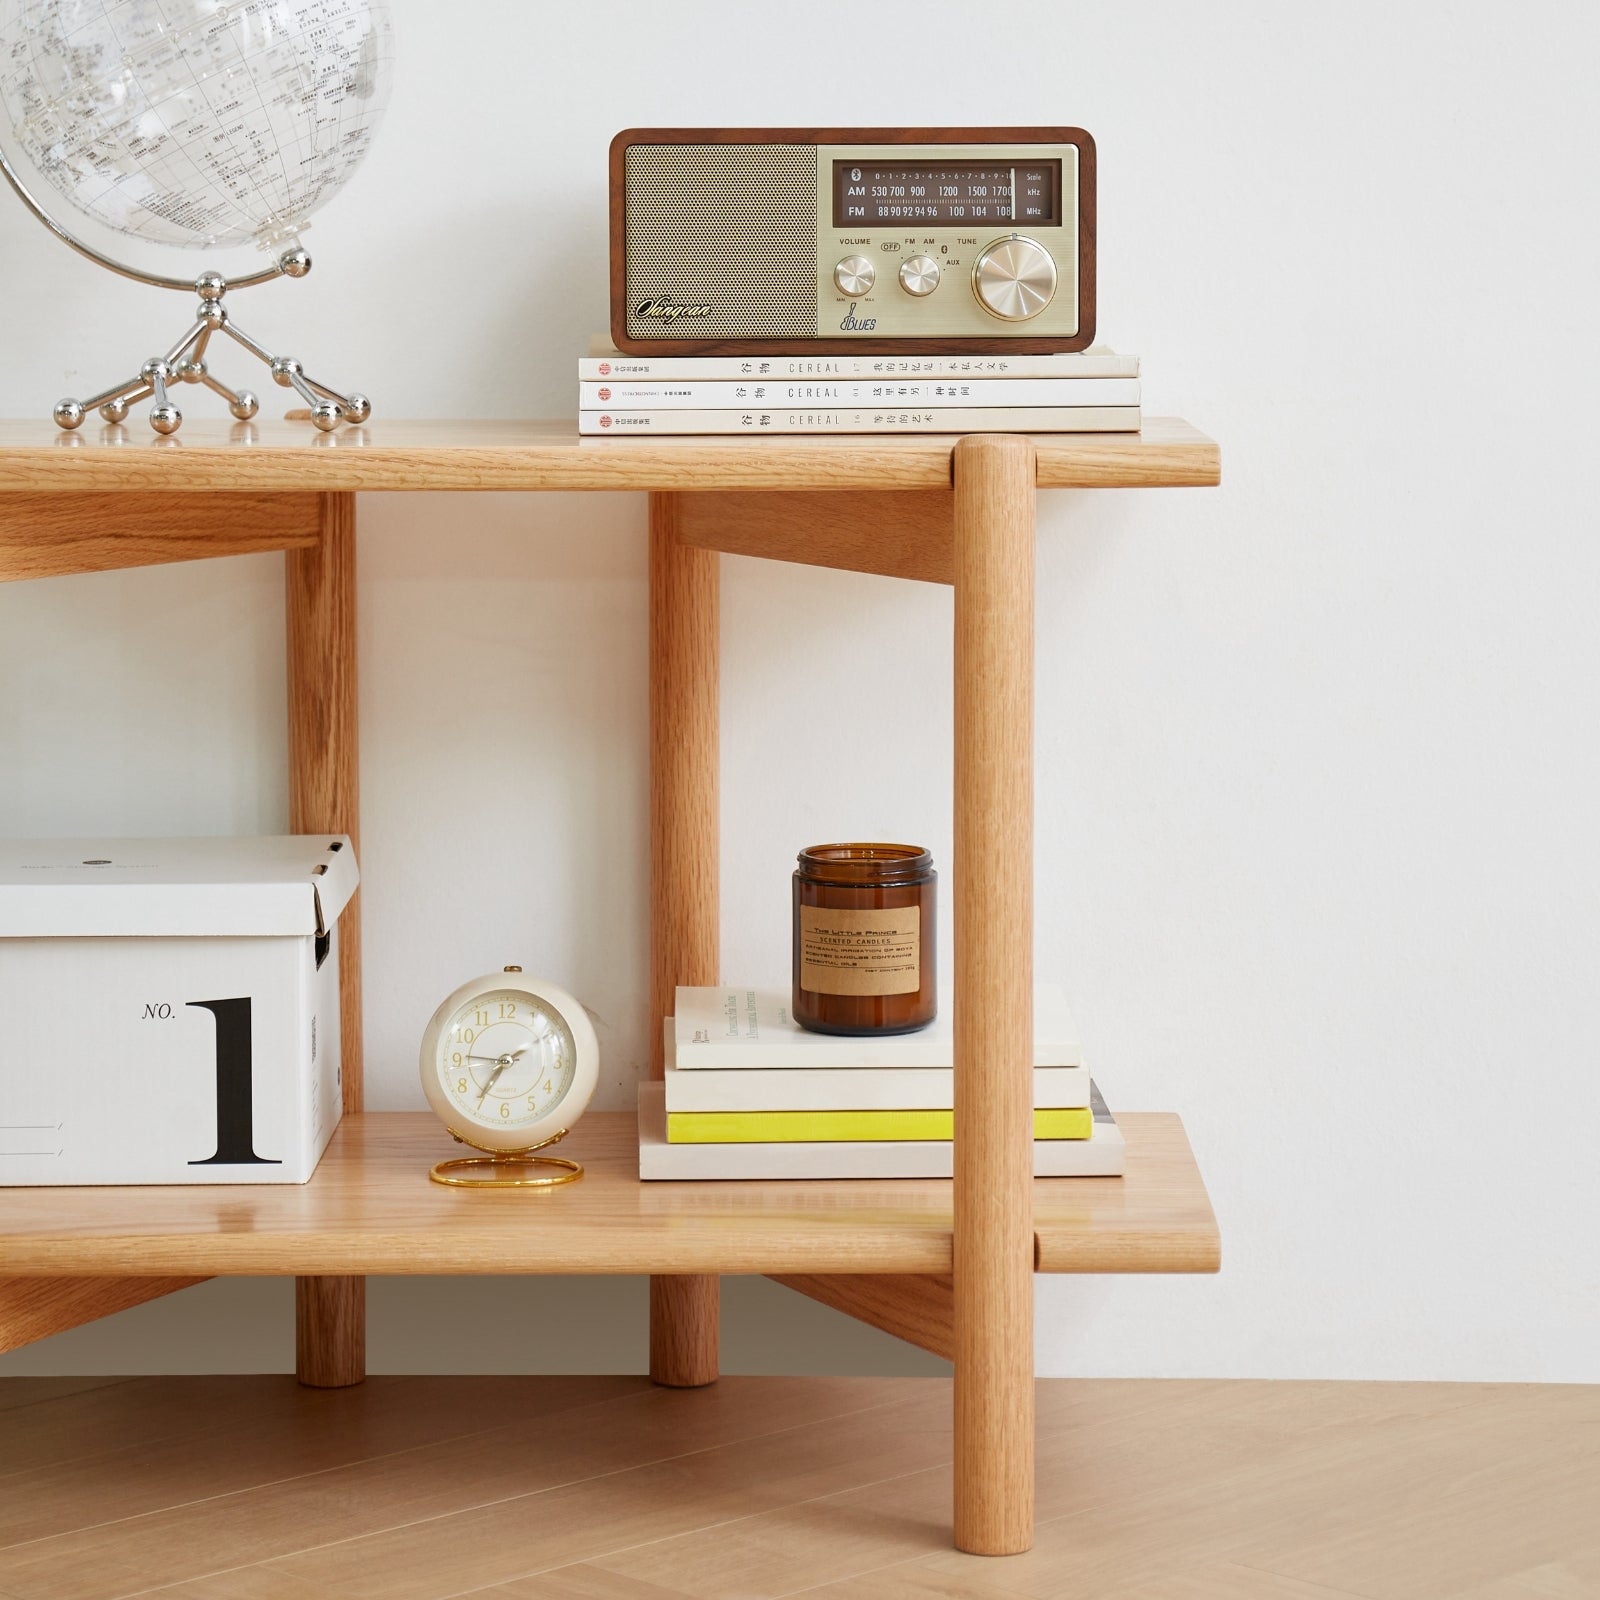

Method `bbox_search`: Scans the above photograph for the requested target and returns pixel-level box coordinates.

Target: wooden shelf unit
[0,417,1221,1556]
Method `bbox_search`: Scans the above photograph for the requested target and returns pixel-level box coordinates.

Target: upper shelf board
[0,1110,1220,1278]
[0,418,1219,494]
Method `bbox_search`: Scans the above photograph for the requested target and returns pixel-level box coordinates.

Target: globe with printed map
[0,0,393,259]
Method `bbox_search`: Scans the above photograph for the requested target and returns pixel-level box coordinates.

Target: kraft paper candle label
[799,905,921,996]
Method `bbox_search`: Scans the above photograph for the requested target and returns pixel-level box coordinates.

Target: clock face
[434,988,577,1132]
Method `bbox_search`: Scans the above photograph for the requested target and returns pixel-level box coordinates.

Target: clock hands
[472,1044,531,1106]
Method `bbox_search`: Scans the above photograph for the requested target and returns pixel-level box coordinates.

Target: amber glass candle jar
[792,843,937,1036]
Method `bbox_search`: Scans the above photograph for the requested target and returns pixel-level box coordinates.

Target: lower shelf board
[0,1109,1219,1279]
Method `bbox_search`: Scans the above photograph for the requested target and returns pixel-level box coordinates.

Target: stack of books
[579,339,1140,436]
[638,984,1125,1180]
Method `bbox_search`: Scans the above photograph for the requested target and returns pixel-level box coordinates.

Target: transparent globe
[0,0,394,433]
[0,0,393,254]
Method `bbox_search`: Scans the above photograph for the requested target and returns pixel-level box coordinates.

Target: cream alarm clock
[419,966,599,1187]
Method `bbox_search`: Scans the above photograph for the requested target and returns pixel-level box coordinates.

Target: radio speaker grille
[625,145,818,341]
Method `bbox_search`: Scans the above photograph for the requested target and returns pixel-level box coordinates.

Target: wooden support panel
[0,492,321,582]
[771,1273,954,1360]
[0,1276,206,1354]
[676,490,955,584]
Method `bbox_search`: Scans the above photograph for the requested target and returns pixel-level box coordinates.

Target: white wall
[2,0,1597,1383]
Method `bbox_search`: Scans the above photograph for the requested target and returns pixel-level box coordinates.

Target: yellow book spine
[665,1107,1094,1144]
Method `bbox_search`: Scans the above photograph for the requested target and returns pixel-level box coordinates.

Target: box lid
[0,836,359,938]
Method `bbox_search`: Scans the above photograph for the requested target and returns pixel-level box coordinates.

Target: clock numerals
[187,996,280,1167]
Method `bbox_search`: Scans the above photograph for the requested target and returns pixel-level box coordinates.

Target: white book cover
[663,1026,1088,1110]
[672,985,1081,1069]
[579,406,1139,436]
[637,1082,1125,1180]
[580,378,1140,410]
[581,338,1139,382]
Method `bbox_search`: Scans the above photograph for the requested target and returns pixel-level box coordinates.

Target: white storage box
[0,836,358,1185]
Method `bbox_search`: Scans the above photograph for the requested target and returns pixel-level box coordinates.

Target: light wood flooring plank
[0,1377,292,1479]
[0,1379,906,1600]
[584,1464,960,1598]
[265,1385,956,1600]
[0,1379,127,1415]
[1441,1552,1600,1599]
[477,1567,697,1600]
[129,1571,356,1600]
[0,1376,642,1548]
[0,1378,1592,1600]
[1085,1565,1366,1599]
[783,1565,1075,1599]
[1218,1387,1600,1600]
[917,1382,1600,1600]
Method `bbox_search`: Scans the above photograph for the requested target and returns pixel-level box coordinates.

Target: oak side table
[0,418,1221,1556]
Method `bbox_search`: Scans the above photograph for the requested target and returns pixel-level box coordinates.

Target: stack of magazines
[580,338,1140,436]
[638,984,1125,1180]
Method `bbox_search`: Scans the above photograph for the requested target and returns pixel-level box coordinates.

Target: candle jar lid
[795,843,935,887]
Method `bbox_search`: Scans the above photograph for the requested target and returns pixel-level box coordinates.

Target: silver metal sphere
[230,390,260,422]
[100,396,131,424]
[344,393,372,425]
[179,359,207,384]
[140,358,172,382]
[198,301,228,328]
[195,272,227,301]
[149,403,182,436]
[310,399,342,431]
[270,356,302,386]
[278,247,312,279]
[53,399,85,430]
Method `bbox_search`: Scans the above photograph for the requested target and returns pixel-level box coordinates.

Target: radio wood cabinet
[0,418,1220,1559]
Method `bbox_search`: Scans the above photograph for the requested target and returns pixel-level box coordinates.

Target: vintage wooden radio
[611,127,1095,355]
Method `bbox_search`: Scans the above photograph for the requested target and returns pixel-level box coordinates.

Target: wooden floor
[0,1376,1593,1600]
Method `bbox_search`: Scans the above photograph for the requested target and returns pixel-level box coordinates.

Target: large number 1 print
[187,997,280,1166]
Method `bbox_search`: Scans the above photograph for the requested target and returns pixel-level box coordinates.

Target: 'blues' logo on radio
[839,303,877,332]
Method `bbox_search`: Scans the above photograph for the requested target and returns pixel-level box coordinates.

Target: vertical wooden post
[952,436,1036,1555]
[287,490,366,1389]
[648,491,720,1388]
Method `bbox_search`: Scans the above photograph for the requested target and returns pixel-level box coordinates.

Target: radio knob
[833,254,876,297]
[972,234,1057,321]
[898,255,941,296]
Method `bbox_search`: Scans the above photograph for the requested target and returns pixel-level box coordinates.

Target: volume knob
[972,235,1057,321]
[833,254,876,297]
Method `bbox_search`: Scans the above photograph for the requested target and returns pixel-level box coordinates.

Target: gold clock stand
[430,1128,582,1189]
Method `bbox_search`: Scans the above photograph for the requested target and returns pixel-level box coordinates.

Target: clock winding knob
[972,234,1057,321]
[898,255,941,296]
[833,254,876,297]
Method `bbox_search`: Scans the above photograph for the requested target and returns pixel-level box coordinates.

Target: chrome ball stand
[53,252,370,437]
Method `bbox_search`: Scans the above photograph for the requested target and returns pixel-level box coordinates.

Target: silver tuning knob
[972,235,1057,321]
[898,255,941,296]
[833,254,876,297]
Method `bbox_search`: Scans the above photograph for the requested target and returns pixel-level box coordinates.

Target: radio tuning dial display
[833,254,876,296]
[834,159,1061,226]
[973,235,1058,321]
